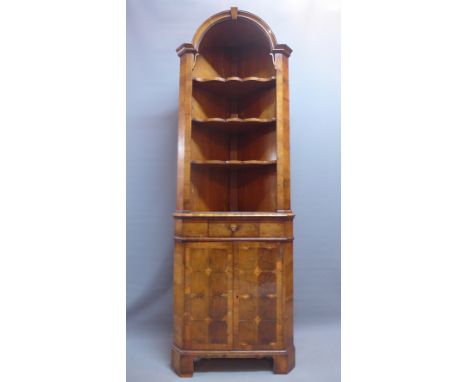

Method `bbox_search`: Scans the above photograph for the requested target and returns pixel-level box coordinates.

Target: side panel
[282,241,294,348]
[176,52,194,211]
[173,242,185,348]
[234,241,284,350]
[184,242,233,349]
[274,52,291,211]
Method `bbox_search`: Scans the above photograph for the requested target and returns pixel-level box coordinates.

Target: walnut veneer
[172,8,294,377]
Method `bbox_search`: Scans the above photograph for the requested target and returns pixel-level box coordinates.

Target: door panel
[234,242,283,350]
[184,242,233,349]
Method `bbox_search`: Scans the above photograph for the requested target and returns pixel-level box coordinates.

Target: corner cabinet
[171,8,295,377]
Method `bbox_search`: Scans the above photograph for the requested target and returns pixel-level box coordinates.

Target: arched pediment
[192,7,277,52]
[177,8,291,57]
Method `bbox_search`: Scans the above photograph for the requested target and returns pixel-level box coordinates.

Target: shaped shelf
[193,76,275,98]
[191,160,276,167]
[192,117,276,132]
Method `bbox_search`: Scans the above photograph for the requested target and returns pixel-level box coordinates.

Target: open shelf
[193,117,276,123]
[193,76,275,98]
[191,159,276,167]
[190,164,277,212]
[191,120,276,162]
[192,86,275,120]
[193,117,275,132]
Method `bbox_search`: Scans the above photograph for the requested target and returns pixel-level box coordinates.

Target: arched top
[176,8,292,57]
[192,8,277,51]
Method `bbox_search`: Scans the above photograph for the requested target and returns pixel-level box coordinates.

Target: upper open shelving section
[176,8,292,213]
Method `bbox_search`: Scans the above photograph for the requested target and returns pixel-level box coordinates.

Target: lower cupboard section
[175,240,292,351]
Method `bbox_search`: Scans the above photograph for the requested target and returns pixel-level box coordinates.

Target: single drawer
[208,221,259,237]
[259,222,285,237]
[182,220,208,237]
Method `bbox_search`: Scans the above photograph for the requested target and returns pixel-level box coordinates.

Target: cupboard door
[184,242,233,349]
[234,242,283,349]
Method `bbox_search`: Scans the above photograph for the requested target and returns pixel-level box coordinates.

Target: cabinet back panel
[191,166,277,212]
[237,126,277,161]
[238,87,276,119]
[191,125,231,161]
[193,46,275,78]
[192,124,276,162]
[192,87,231,119]
[198,18,272,50]
[237,166,277,211]
[191,166,230,211]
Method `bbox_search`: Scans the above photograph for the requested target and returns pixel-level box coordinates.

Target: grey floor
[127,319,340,382]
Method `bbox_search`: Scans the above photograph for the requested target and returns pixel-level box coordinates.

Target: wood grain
[172,8,294,377]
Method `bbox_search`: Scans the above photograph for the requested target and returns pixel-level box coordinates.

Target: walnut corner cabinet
[171,7,295,377]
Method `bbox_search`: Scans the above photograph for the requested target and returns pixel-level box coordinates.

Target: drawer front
[259,222,284,237]
[208,221,259,237]
[176,218,291,239]
[182,220,208,237]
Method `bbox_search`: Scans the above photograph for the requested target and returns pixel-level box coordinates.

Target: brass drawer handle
[230,224,238,232]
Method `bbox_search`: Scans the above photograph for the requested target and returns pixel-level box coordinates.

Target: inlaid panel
[173,7,295,376]
[184,242,233,349]
[234,242,283,349]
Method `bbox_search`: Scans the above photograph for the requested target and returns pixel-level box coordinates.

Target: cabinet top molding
[176,7,292,57]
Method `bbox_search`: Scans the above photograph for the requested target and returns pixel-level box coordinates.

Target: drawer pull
[230,224,238,232]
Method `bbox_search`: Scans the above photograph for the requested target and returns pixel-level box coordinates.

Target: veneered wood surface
[274,52,291,211]
[184,242,233,350]
[172,8,294,377]
[172,213,295,375]
[180,241,289,350]
[175,215,293,239]
[192,86,275,120]
[191,123,275,161]
[190,166,230,211]
[234,242,283,350]
[193,76,275,98]
[176,51,194,211]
